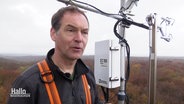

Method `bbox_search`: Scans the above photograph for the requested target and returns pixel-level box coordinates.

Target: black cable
[113,19,131,104]
[101,86,109,103]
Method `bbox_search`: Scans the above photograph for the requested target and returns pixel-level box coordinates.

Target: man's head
[50,6,89,60]
[51,6,89,32]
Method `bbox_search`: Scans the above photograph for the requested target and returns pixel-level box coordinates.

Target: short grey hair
[51,6,89,31]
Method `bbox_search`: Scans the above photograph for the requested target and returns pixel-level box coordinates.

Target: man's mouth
[72,46,83,51]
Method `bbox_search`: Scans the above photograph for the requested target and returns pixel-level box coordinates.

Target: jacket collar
[45,48,89,79]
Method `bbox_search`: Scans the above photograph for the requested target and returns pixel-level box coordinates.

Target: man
[7,6,102,104]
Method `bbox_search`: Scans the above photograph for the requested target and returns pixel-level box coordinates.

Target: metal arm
[57,0,149,30]
[57,0,122,20]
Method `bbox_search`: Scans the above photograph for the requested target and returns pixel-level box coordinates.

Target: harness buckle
[40,70,54,83]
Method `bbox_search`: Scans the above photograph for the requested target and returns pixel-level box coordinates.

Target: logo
[10,88,30,97]
[100,58,108,67]
[99,79,107,85]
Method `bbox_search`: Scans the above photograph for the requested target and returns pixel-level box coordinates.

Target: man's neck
[51,53,77,75]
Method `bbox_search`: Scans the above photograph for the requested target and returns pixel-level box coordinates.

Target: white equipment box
[94,40,120,88]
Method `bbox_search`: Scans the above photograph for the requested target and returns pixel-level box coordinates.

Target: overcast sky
[0,0,183,57]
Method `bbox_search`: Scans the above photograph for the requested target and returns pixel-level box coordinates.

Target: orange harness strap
[37,59,92,104]
[37,60,61,104]
[82,75,92,104]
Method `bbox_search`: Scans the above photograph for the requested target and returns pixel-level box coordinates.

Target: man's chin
[70,54,83,60]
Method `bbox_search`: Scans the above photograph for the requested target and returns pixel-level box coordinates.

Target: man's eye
[67,29,74,32]
[82,31,88,35]
[82,29,89,35]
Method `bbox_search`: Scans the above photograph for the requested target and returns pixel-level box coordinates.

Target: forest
[0,55,184,104]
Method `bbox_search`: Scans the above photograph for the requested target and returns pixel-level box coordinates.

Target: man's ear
[50,27,56,41]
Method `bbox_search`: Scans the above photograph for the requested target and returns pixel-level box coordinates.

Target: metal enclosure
[94,40,120,88]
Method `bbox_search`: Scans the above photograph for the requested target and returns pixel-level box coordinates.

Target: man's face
[51,12,89,60]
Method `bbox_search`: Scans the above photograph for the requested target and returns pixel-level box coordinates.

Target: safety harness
[37,59,92,104]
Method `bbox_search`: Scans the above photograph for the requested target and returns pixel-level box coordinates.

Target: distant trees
[0,57,32,104]
[96,57,184,104]
[157,66,184,104]
[0,69,20,104]
[0,56,184,104]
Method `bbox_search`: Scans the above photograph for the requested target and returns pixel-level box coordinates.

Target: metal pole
[118,1,126,104]
[147,14,157,104]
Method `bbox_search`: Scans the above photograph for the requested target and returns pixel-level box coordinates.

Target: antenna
[157,17,175,42]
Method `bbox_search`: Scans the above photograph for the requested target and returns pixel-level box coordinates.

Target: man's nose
[74,31,83,42]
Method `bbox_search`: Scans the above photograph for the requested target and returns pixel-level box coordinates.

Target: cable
[101,86,109,103]
[113,18,131,104]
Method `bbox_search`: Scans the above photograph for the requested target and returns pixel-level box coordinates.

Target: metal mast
[146,13,157,104]
[118,1,138,104]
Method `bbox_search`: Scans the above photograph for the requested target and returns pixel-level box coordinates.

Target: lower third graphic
[10,88,30,97]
